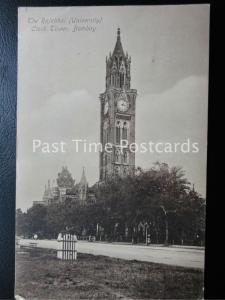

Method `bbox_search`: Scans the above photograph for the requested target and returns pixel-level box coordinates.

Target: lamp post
[145,222,151,245]
[160,205,176,245]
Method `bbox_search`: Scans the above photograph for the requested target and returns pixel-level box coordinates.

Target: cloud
[16,89,100,210]
[19,89,99,141]
[136,75,208,197]
[17,76,208,211]
[16,6,209,211]
[137,75,208,141]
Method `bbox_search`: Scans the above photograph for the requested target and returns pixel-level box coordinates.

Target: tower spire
[117,28,120,40]
[112,27,125,58]
[80,167,87,186]
[78,167,88,202]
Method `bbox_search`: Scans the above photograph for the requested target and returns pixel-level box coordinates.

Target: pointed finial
[117,28,120,39]
[83,166,86,176]
[80,167,87,186]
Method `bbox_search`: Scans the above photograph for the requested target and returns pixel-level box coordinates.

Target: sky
[17,5,210,211]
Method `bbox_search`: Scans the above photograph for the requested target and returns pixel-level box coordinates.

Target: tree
[148,163,190,244]
[16,209,29,237]
[26,204,47,237]
[16,162,205,245]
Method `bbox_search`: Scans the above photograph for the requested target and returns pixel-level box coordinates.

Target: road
[19,239,204,269]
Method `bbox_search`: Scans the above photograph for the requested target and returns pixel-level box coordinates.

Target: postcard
[16,5,209,299]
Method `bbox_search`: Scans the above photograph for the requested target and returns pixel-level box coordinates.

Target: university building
[33,166,96,206]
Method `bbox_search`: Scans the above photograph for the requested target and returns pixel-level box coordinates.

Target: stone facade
[35,166,96,206]
[99,28,137,181]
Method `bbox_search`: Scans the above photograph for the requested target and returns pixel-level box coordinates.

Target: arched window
[122,122,128,140]
[115,150,120,163]
[106,127,110,143]
[119,60,126,88]
[115,166,120,176]
[116,126,120,144]
[116,76,119,87]
[123,167,127,176]
[120,72,125,88]
[124,151,128,164]
[116,121,121,144]
[115,56,119,67]
[103,121,108,144]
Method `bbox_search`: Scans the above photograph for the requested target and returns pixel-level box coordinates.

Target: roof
[79,167,88,186]
[112,28,125,58]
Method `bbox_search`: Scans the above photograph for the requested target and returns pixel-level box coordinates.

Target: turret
[106,28,131,90]
[78,167,88,202]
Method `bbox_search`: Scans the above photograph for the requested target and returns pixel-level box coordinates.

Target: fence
[57,233,77,260]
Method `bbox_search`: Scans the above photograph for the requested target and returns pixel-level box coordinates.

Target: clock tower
[99,28,137,181]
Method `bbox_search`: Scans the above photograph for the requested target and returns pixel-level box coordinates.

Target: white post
[145,227,148,245]
[57,233,63,259]
[57,233,78,260]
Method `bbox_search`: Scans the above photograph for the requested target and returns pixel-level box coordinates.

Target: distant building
[77,167,88,202]
[42,179,59,205]
[33,29,137,207]
[33,166,96,206]
[33,200,46,206]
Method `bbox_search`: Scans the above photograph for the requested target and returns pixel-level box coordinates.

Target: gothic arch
[115,56,119,68]
[123,166,127,176]
[119,61,126,88]
[122,121,129,140]
[104,120,109,143]
[120,72,125,88]
[114,165,120,176]
[115,149,120,163]
[116,120,122,144]
[123,151,128,164]
[104,153,107,166]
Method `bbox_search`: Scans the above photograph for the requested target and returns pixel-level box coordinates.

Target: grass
[16,247,203,299]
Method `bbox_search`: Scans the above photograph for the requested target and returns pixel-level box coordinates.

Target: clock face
[104,101,109,114]
[117,99,129,112]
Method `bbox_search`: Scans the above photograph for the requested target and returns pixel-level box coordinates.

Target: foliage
[56,166,75,188]
[16,163,205,245]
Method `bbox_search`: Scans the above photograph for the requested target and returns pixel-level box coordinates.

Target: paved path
[19,239,204,269]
